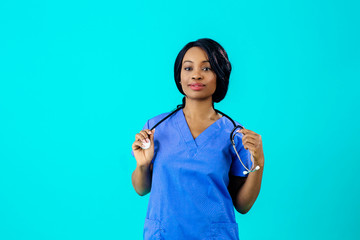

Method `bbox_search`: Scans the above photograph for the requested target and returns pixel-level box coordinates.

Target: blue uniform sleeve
[131,120,150,157]
[229,131,253,177]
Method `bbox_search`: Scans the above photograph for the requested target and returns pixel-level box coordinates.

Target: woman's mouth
[189,83,205,91]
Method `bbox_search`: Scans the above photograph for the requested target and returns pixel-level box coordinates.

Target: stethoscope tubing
[145,106,259,174]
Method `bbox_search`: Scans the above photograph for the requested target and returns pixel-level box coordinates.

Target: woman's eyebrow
[183,60,210,63]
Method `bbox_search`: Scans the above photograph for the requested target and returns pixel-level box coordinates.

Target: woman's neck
[182,97,219,121]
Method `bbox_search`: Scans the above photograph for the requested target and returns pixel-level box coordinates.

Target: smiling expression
[180,47,217,101]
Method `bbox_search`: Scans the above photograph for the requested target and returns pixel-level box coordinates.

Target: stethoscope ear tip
[243,166,260,175]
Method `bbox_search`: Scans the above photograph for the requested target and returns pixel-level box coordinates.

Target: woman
[131,38,264,240]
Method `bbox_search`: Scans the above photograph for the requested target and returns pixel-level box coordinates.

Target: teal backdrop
[1,0,359,239]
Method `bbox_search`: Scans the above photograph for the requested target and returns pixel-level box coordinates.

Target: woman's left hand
[237,128,264,167]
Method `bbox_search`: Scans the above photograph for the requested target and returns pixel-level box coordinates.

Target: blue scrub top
[132,109,251,240]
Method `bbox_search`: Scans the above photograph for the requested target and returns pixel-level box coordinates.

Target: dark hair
[174,38,232,106]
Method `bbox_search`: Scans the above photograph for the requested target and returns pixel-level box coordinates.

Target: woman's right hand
[132,129,155,167]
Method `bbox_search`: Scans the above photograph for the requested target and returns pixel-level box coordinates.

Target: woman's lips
[189,83,205,91]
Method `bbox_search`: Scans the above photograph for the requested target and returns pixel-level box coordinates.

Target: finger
[243,142,256,150]
[238,128,256,135]
[139,130,150,140]
[243,140,259,147]
[243,143,257,152]
[143,129,153,136]
[134,138,150,149]
[149,128,155,142]
[135,133,147,143]
[242,136,260,145]
[241,134,259,142]
[242,134,257,142]
[132,140,144,151]
[240,131,260,142]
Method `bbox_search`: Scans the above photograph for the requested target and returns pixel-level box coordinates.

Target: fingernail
[146,138,150,143]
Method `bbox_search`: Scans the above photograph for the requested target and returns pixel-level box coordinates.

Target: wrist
[137,162,151,171]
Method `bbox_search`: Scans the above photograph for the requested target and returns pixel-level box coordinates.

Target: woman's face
[180,47,217,102]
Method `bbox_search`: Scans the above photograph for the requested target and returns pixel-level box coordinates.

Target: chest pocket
[143,218,162,240]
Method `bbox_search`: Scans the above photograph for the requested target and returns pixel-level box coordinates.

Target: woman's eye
[184,67,211,71]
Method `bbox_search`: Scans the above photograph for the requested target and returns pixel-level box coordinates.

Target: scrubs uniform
[132,109,251,240]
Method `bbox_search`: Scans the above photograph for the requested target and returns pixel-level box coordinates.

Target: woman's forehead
[183,47,209,63]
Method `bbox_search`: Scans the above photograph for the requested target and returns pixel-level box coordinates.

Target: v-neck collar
[175,108,224,158]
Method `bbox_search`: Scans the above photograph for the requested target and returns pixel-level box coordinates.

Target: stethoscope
[140,105,260,175]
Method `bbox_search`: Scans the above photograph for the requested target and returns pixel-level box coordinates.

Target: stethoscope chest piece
[141,141,151,150]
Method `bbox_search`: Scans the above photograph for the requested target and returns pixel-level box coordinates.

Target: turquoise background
[1,0,359,239]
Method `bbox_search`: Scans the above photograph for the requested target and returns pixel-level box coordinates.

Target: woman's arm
[131,129,155,196]
[131,163,153,196]
[228,164,264,214]
[230,128,265,214]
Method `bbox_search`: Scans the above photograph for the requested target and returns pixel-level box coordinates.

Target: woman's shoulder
[148,111,172,121]
[145,109,179,129]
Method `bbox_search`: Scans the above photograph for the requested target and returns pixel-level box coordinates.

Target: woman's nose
[192,70,203,80]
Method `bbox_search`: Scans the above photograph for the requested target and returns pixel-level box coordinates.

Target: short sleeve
[131,120,150,157]
[229,132,253,177]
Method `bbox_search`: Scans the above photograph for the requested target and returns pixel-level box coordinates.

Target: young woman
[131,38,264,240]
